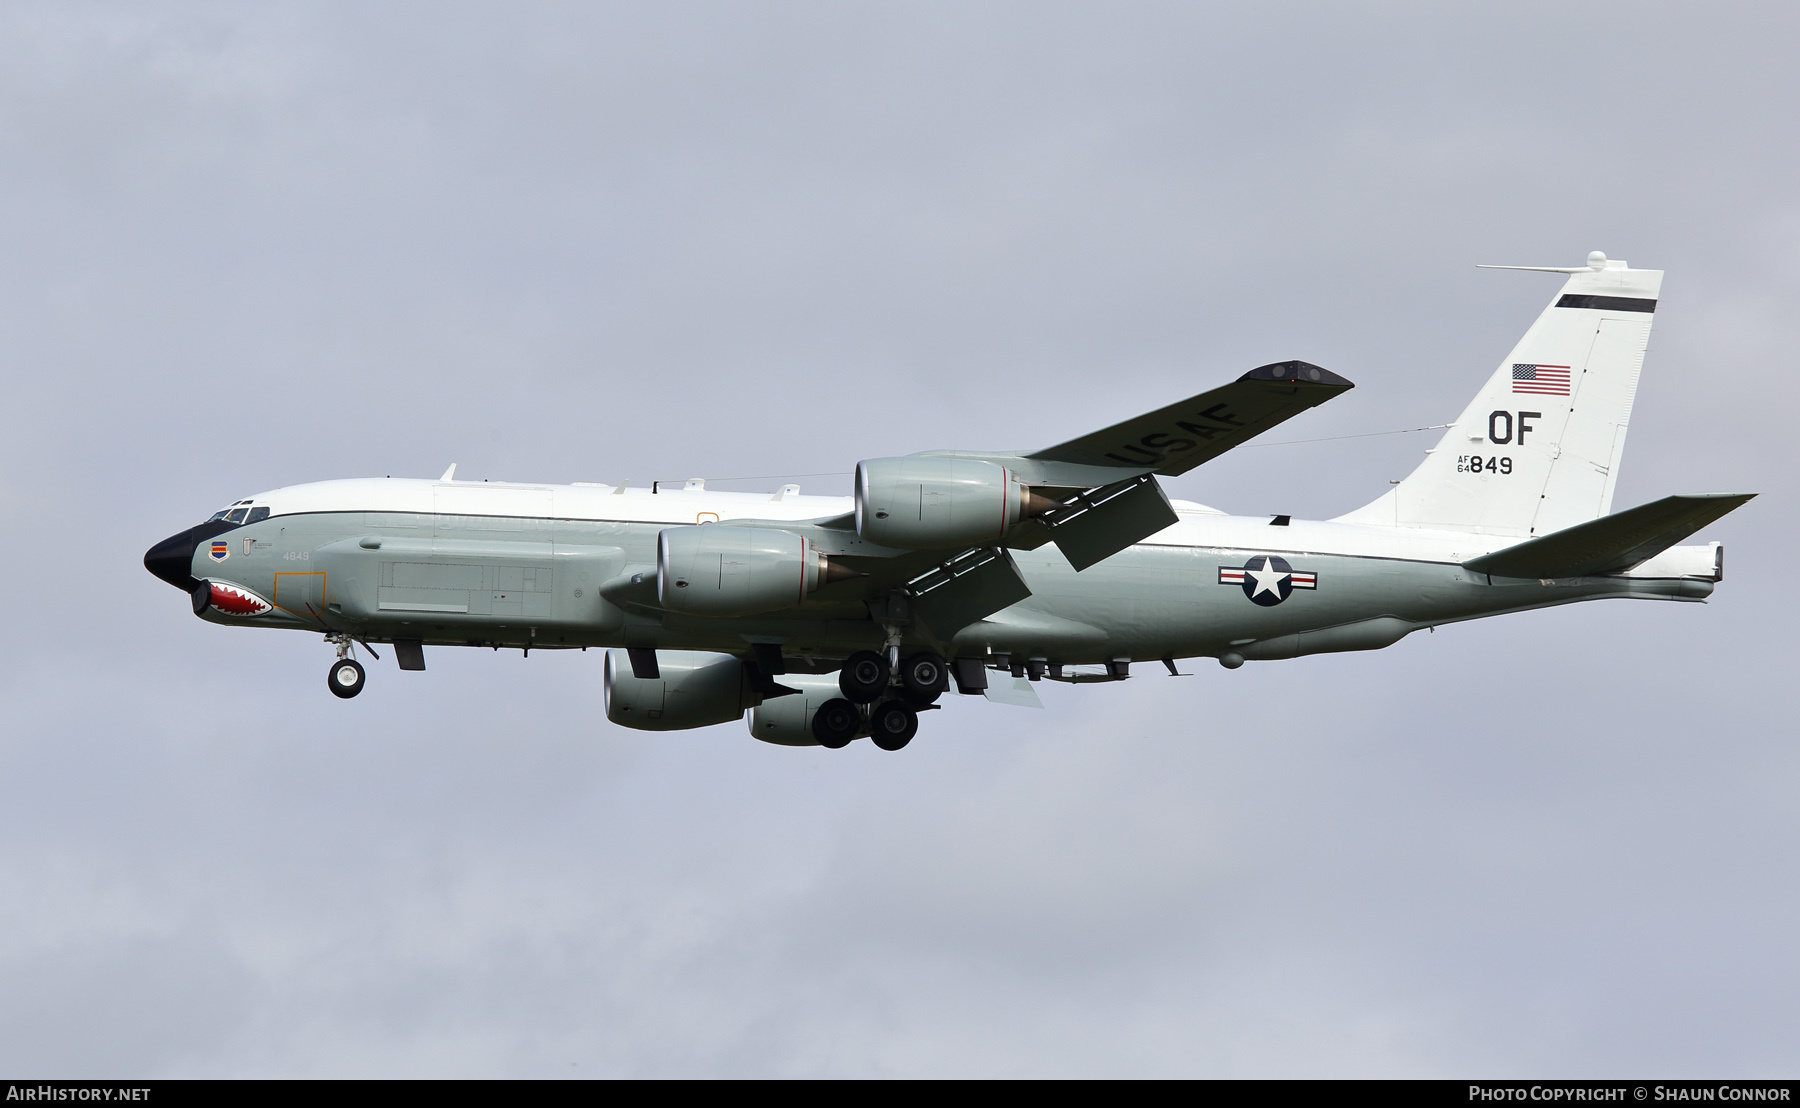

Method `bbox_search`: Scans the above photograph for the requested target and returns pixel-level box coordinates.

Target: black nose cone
[145,519,237,591]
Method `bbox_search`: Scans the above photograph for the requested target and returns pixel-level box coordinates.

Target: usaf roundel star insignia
[1218,555,1316,606]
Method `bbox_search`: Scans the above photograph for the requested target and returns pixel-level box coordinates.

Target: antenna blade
[1476,264,1589,273]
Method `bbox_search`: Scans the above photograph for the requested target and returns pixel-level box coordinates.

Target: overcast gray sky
[1,1,1795,1077]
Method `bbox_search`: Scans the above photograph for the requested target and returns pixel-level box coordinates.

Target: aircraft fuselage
[155,476,1718,673]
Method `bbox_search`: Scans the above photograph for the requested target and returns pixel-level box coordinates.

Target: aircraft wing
[1026,360,1353,477]
[1462,493,1756,579]
[695,360,1357,641]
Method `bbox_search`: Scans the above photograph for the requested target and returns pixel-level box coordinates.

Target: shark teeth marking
[208,582,272,617]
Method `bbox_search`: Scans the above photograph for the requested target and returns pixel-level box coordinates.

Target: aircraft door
[273,571,326,621]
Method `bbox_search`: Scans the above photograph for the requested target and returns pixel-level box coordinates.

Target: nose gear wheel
[328,658,366,699]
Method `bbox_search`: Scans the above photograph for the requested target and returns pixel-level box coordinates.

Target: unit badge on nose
[1219,555,1317,606]
[208,540,230,562]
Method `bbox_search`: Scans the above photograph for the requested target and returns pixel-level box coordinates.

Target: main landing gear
[813,649,946,751]
[325,633,366,699]
[811,698,861,749]
[869,700,919,751]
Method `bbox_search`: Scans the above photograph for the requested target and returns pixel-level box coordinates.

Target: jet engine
[744,674,853,746]
[657,525,856,617]
[604,649,758,731]
[855,456,1057,549]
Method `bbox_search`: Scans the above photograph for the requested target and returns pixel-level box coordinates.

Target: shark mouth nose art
[196,581,272,617]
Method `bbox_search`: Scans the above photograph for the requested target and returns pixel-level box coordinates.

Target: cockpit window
[208,499,265,525]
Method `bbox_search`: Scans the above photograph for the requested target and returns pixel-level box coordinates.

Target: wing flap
[1462,493,1755,579]
[1027,361,1353,477]
[1035,473,1179,571]
[908,546,1034,637]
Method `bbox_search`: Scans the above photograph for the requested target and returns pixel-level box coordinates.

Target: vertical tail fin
[1336,253,1662,537]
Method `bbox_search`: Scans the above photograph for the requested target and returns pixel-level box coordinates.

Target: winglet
[439,463,457,482]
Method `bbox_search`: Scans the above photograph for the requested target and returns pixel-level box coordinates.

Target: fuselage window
[246,506,270,523]
[225,508,249,524]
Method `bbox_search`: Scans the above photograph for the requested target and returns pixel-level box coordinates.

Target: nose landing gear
[328,658,366,698]
[325,633,367,699]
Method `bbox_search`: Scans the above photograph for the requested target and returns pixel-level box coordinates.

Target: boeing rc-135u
[145,253,1752,750]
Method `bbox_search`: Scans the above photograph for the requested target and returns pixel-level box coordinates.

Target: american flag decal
[1512,363,1571,395]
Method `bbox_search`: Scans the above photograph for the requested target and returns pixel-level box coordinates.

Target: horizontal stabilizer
[1028,361,1352,477]
[1462,493,1755,579]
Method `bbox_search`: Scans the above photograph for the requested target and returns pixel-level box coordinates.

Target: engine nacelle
[856,456,1054,549]
[746,674,855,746]
[604,649,757,731]
[658,525,842,617]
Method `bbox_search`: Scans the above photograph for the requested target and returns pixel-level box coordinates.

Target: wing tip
[1238,360,1353,389]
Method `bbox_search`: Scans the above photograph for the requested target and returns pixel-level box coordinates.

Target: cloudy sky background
[1,1,1795,1076]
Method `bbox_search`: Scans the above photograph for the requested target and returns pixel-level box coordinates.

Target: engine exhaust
[817,555,867,586]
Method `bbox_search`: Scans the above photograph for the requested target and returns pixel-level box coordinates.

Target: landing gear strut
[325,633,366,699]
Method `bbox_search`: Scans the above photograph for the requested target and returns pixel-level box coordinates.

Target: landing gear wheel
[812,698,861,749]
[869,700,918,751]
[900,651,948,705]
[328,658,366,699]
[839,650,891,703]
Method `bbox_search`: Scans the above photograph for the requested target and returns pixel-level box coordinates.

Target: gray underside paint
[195,510,1712,667]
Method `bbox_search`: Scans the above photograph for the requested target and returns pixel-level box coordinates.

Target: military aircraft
[145,252,1751,750]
